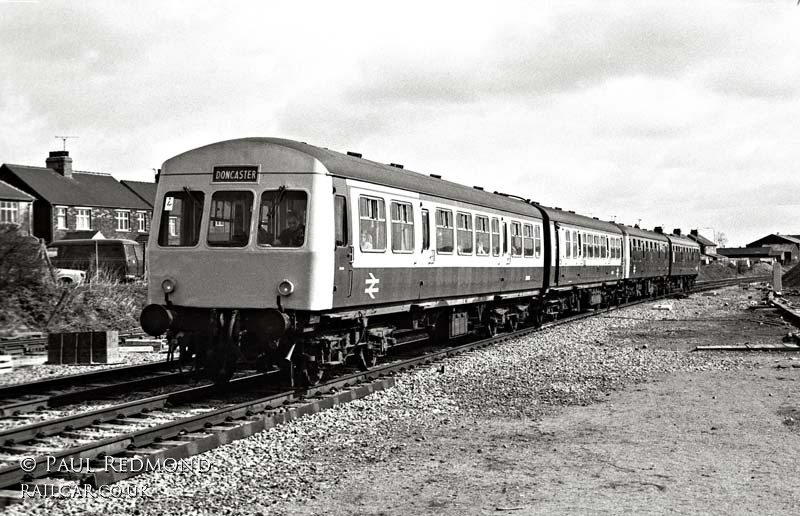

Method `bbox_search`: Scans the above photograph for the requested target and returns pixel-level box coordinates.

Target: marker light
[161,278,176,294]
[277,280,295,296]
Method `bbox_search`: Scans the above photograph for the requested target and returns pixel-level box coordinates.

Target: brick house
[0,179,35,235]
[688,229,719,264]
[121,180,158,249]
[0,151,153,244]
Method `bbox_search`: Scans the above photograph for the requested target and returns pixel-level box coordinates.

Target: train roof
[164,138,551,220]
[535,206,622,234]
[667,233,700,247]
[616,225,670,242]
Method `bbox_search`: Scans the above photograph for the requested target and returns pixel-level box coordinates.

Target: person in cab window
[274,214,304,247]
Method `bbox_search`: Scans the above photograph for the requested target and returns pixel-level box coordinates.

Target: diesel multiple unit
[140,138,700,384]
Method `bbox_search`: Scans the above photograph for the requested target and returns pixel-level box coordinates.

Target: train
[140,138,700,385]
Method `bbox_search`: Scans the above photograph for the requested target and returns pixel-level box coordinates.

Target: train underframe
[159,275,696,386]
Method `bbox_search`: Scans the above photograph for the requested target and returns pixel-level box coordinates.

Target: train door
[421,207,434,265]
[502,221,511,265]
[333,190,353,300]
[552,222,561,286]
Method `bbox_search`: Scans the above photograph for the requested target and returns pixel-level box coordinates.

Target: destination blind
[212,165,259,182]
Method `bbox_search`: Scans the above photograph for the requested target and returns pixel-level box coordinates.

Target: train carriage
[666,232,701,288]
[616,225,671,298]
[141,137,702,385]
[143,138,551,383]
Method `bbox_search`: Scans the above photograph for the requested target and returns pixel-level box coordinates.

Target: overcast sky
[1,0,798,246]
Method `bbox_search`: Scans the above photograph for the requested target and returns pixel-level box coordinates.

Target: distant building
[121,180,157,209]
[0,179,35,235]
[717,246,782,265]
[746,234,800,265]
[0,151,154,244]
[688,229,719,264]
[121,180,158,248]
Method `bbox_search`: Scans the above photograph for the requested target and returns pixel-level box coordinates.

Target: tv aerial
[54,135,79,151]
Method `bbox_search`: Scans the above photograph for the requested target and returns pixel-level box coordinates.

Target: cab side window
[334,195,348,246]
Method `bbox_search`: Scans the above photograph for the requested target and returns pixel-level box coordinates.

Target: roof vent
[568,210,575,213]
[473,186,484,191]
[673,228,681,236]
[430,173,442,179]
[654,226,663,234]
[389,163,404,169]
[592,217,599,220]
[554,207,561,210]
[347,151,362,158]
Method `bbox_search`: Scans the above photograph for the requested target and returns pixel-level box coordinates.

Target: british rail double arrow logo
[365,273,380,299]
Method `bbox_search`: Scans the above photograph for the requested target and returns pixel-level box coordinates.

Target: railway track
[0,276,769,506]
[0,361,180,417]
[0,330,147,357]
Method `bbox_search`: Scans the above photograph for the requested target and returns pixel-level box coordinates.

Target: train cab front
[140,139,335,383]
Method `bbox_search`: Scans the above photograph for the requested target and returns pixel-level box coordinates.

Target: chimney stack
[46,151,73,178]
[672,228,681,236]
[690,229,698,236]
[654,226,663,234]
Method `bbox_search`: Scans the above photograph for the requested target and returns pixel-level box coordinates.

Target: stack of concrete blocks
[47,331,120,365]
[0,355,12,374]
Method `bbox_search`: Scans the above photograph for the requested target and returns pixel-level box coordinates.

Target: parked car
[47,239,144,281]
[54,268,86,285]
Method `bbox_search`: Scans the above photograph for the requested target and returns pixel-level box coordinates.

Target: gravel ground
[0,352,167,387]
[7,287,796,515]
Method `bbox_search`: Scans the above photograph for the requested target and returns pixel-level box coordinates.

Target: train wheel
[300,354,323,386]
[530,310,543,328]
[355,347,377,371]
[507,317,518,332]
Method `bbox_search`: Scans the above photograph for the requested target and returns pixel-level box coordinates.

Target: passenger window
[334,195,348,247]
[456,212,473,255]
[390,201,414,253]
[435,209,454,253]
[583,233,588,257]
[502,222,508,254]
[565,230,572,258]
[258,190,307,247]
[491,218,500,256]
[359,196,386,252]
[476,216,490,256]
[523,224,534,257]
[421,209,430,251]
[572,230,578,258]
[534,225,542,258]
[158,190,205,247]
[510,222,522,257]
